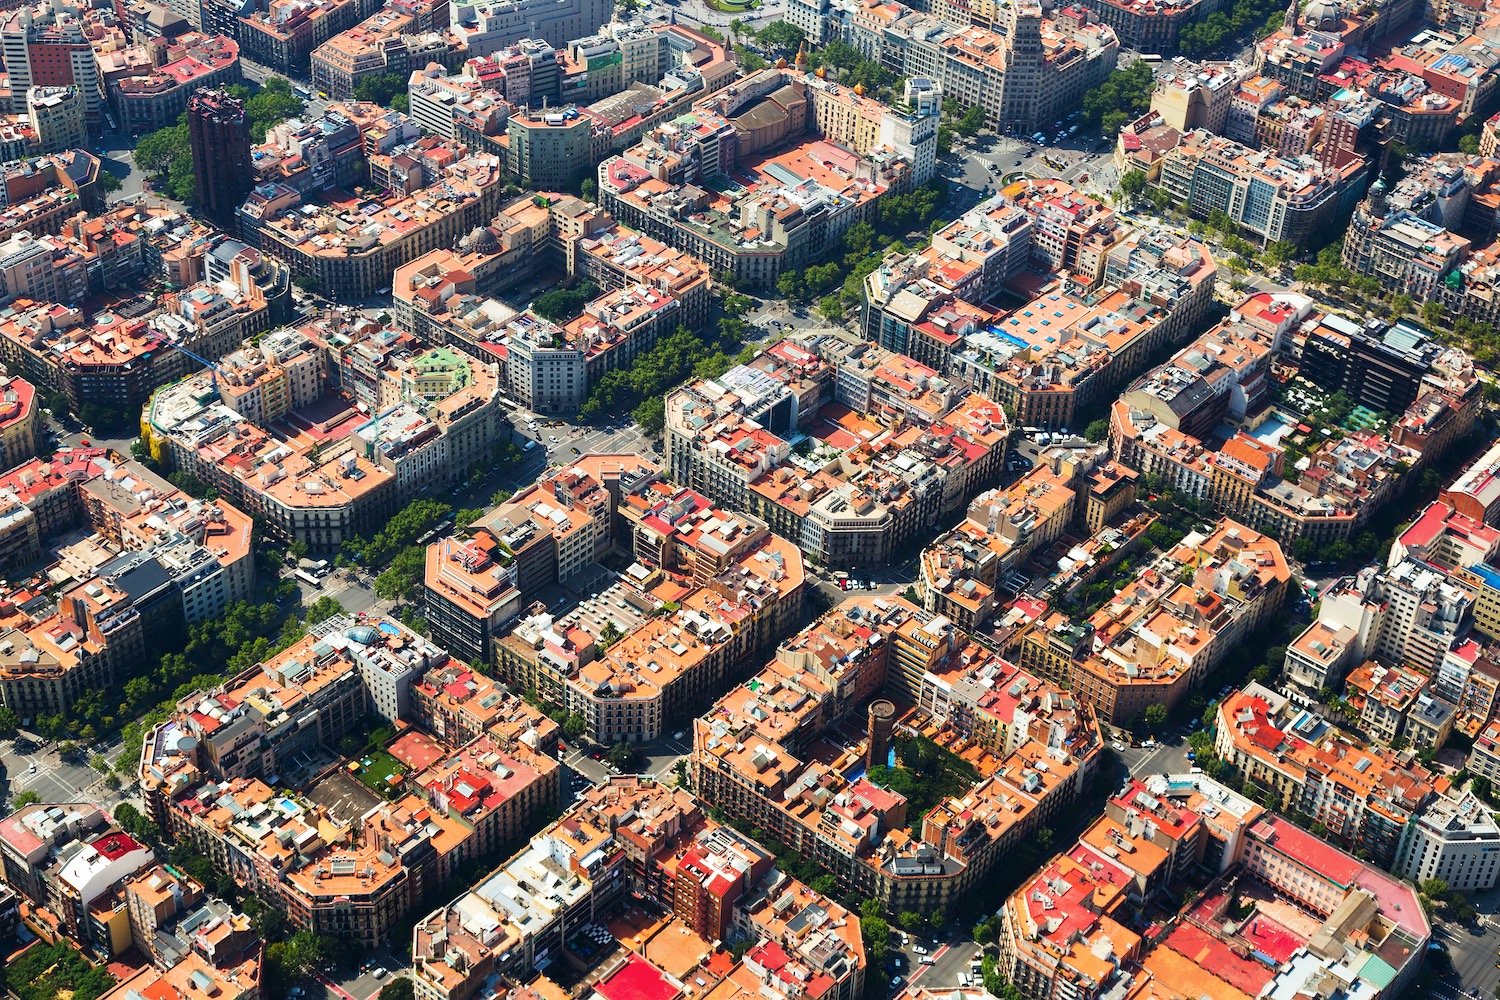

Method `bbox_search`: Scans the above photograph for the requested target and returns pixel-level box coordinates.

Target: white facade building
[1397,790,1500,893]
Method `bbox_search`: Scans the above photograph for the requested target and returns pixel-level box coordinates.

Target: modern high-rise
[25,85,85,154]
[186,88,252,226]
[0,1,102,126]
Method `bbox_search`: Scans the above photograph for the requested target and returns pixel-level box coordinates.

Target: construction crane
[165,341,224,393]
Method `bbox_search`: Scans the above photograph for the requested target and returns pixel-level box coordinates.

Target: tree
[0,705,16,736]
[1251,239,1286,265]
[736,45,768,71]
[293,274,319,294]
[954,103,986,138]
[1460,133,1481,155]
[113,802,161,845]
[1081,61,1155,131]
[13,789,40,807]
[777,270,804,301]
[1118,169,1147,203]
[817,295,844,322]
[374,545,426,603]
[1084,418,1109,442]
[580,177,597,203]
[1144,704,1168,731]
[564,713,587,740]
[305,595,345,625]
[606,742,639,770]
[898,910,924,931]
[532,282,598,322]
[936,125,953,156]
[634,395,666,435]
[1473,774,1494,803]
[1421,299,1447,328]
[756,20,805,54]
[235,77,305,142]
[99,170,123,194]
[380,981,415,1000]
[353,73,410,114]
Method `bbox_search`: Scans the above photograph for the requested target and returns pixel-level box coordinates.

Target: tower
[866,699,896,770]
[999,1,1043,133]
[1285,0,1298,34]
[186,88,252,227]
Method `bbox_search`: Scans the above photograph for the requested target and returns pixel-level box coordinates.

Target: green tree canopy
[353,72,410,114]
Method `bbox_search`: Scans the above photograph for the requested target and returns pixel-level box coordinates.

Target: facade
[0,1,103,126]
[112,34,242,133]
[691,594,1101,912]
[24,85,85,154]
[187,88,253,226]
[1395,790,1500,893]
[1157,129,1369,245]
[1215,684,1440,868]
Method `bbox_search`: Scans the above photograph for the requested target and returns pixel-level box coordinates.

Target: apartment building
[409,661,561,749]
[599,67,936,288]
[236,0,382,74]
[411,777,695,993]
[0,0,103,125]
[1215,684,1441,868]
[408,733,562,864]
[311,6,455,99]
[1070,520,1288,726]
[0,375,36,471]
[111,34,242,132]
[692,595,1100,912]
[243,152,506,300]
[0,803,153,957]
[1395,790,1500,892]
[1151,59,1250,132]
[448,0,614,51]
[1157,129,1369,245]
[996,851,1140,1000]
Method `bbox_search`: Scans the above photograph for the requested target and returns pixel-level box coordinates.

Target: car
[28,762,37,773]
[1186,751,1197,761]
[913,946,927,955]
[591,750,603,759]
[372,968,388,980]
[288,989,305,997]
[572,447,581,455]
[891,977,903,988]
[839,579,850,590]
[1111,740,1126,752]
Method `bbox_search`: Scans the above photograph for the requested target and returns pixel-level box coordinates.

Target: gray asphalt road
[1435,913,1500,1000]
[2,733,132,813]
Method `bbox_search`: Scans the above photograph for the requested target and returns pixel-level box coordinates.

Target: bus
[294,569,322,588]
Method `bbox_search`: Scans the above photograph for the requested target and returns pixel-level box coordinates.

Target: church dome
[1302,0,1342,29]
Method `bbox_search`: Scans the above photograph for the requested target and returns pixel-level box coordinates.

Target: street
[944,126,1116,206]
[1,731,134,814]
[901,937,983,993]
